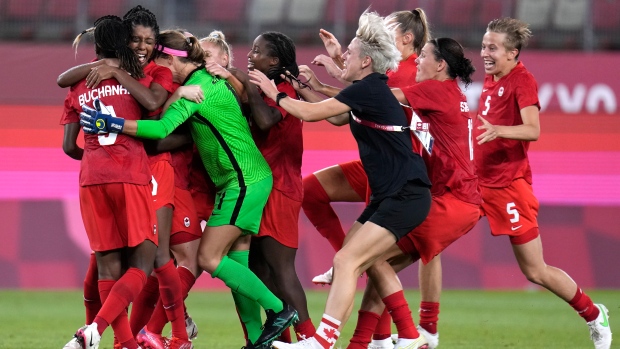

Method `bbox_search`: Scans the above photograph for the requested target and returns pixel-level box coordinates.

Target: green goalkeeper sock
[227,250,263,343]
[213,255,284,313]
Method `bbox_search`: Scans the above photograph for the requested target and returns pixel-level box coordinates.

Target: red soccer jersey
[402,79,481,205]
[474,61,540,188]
[171,144,193,190]
[188,145,215,193]
[144,61,176,164]
[252,81,303,201]
[60,75,153,186]
[387,53,418,88]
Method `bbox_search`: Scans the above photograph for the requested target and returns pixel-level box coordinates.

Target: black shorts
[357,180,431,241]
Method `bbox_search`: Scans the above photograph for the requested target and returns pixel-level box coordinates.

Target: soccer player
[79,29,298,349]
[61,15,157,349]
[475,18,611,349]
[241,31,315,342]
[250,11,431,349]
[346,37,480,349]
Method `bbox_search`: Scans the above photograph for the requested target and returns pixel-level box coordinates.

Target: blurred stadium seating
[0,0,617,50]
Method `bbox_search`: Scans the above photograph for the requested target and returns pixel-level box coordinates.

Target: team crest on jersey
[184,217,190,227]
[498,87,504,96]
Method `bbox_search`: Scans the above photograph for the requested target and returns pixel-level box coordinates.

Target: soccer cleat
[588,304,612,349]
[74,323,101,349]
[185,314,199,340]
[416,326,438,349]
[393,335,429,349]
[136,327,168,349]
[167,337,194,349]
[62,337,81,349]
[113,336,122,349]
[254,303,299,348]
[369,337,395,349]
[272,337,323,348]
[311,267,333,285]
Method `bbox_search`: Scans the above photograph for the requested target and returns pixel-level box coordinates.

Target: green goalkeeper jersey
[136,67,271,190]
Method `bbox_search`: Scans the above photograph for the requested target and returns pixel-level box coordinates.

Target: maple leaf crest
[324,327,338,341]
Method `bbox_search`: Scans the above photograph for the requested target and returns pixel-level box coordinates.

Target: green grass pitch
[0,289,617,348]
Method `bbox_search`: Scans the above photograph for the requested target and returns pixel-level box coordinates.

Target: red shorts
[190,189,215,222]
[80,183,157,252]
[397,191,481,264]
[480,178,540,245]
[339,160,368,200]
[171,187,202,245]
[257,188,302,248]
[150,160,174,210]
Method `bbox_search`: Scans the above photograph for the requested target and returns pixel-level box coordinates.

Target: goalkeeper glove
[80,99,125,134]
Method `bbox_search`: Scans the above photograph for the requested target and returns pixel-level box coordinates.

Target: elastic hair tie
[411,9,420,17]
[156,44,188,57]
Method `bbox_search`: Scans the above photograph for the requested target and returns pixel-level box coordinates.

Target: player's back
[64,76,153,186]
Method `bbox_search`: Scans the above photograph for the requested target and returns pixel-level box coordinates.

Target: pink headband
[156,44,188,57]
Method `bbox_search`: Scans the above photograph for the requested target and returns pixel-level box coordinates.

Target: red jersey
[387,53,418,88]
[143,61,176,164]
[171,144,193,190]
[188,145,215,193]
[474,61,540,188]
[402,79,481,205]
[60,76,153,186]
[252,81,303,201]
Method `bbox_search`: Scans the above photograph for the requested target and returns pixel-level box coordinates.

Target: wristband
[276,92,289,106]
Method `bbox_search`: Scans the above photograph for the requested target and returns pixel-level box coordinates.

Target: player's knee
[302,174,329,207]
[197,254,219,274]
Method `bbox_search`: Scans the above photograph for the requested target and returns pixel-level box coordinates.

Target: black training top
[334,72,431,201]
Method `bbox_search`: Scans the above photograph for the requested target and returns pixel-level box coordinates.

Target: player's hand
[177,85,204,103]
[248,69,278,100]
[80,99,125,134]
[205,61,231,79]
[86,65,117,89]
[476,115,499,144]
[311,55,343,81]
[318,29,345,69]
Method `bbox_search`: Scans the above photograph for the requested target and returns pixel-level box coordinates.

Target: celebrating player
[475,17,611,349]
[250,11,431,349]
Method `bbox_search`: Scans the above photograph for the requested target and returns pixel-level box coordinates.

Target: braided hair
[93,15,144,78]
[122,5,159,43]
[259,31,299,85]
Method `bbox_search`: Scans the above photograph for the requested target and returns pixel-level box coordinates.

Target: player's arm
[62,122,83,160]
[209,64,247,103]
[85,66,168,112]
[57,59,116,88]
[477,105,540,144]
[249,70,350,122]
[291,82,349,126]
[161,85,204,113]
[80,98,195,139]
[391,88,409,105]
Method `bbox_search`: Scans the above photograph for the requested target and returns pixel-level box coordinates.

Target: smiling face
[247,35,277,73]
[128,24,156,66]
[201,41,228,67]
[341,37,369,82]
[481,31,517,80]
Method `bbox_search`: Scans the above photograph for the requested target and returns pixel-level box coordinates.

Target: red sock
[294,318,316,341]
[84,253,101,324]
[302,175,345,251]
[348,310,380,349]
[419,301,440,334]
[569,287,599,322]
[95,268,147,335]
[110,308,133,346]
[129,275,159,336]
[119,338,139,349]
[373,308,392,340]
[382,291,418,340]
[177,266,197,301]
[277,327,292,343]
[155,260,187,339]
[94,280,115,334]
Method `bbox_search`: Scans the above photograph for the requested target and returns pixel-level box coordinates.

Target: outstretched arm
[57,59,116,88]
[249,70,350,122]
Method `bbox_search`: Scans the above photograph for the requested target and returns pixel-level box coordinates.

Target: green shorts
[207,175,273,235]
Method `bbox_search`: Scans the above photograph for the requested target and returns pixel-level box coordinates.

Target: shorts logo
[498,87,504,97]
[511,225,522,231]
[184,217,190,227]
[153,225,157,235]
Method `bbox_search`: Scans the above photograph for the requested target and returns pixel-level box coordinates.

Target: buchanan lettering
[78,85,129,106]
